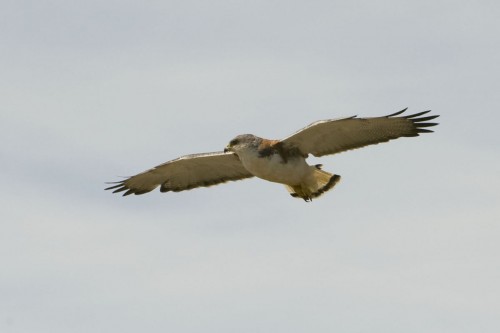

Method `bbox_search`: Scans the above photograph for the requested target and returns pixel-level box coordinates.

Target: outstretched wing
[105,152,254,196]
[281,108,439,157]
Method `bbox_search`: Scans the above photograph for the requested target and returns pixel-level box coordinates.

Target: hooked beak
[224,146,231,153]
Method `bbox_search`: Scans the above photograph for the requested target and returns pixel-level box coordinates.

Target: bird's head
[224,134,261,153]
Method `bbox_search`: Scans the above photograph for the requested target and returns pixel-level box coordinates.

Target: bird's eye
[230,139,239,146]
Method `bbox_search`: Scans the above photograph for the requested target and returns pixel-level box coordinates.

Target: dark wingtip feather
[416,128,435,133]
[397,109,440,134]
[411,115,439,122]
[112,186,128,194]
[105,180,136,195]
[415,122,439,127]
[386,108,408,117]
[134,189,152,195]
[404,110,431,119]
[104,179,131,192]
[104,183,123,191]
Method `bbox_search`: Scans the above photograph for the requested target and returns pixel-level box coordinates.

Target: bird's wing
[105,152,254,196]
[281,109,439,157]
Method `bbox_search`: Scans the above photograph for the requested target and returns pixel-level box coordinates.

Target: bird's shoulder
[257,139,306,162]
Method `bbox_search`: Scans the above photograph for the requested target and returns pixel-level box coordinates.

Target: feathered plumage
[106,108,439,201]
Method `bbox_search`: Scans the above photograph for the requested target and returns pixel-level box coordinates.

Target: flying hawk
[106,108,439,201]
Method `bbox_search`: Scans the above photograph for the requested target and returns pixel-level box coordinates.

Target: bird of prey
[106,108,439,201]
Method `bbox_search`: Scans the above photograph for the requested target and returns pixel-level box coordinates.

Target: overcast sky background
[1,1,499,332]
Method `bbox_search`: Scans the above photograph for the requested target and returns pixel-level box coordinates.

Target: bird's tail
[285,165,341,202]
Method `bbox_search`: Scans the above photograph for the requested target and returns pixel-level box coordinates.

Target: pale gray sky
[1,1,499,332]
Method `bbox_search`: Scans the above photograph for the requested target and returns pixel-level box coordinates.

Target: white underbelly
[240,153,310,185]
